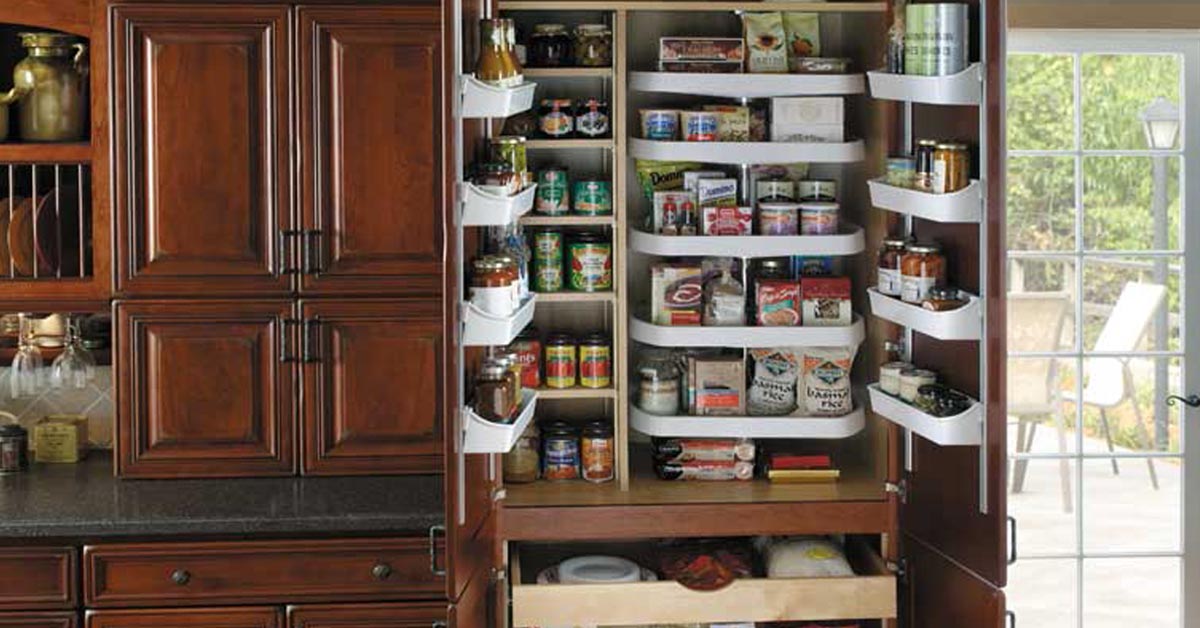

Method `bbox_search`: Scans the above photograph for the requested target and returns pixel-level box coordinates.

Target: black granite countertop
[0,454,445,541]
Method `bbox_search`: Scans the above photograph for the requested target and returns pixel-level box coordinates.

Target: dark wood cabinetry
[0,613,77,628]
[301,300,444,476]
[115,300,298,478]
[87,608,281,628]
[298,7,444,297]
[0,548,76,610]
[288,603,449,628]
[111,5,293,297]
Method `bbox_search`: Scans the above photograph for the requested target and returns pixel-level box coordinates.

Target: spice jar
[574,98,610,138]
[503,422,541,484]
[922,286,968,312]
[573,24,612,67]
[933,143,971,194]
[541,421,580,480]
[476,19,523,87]
[879,361,911,396]
[638,358,681,416]
[877,237,908,297]
[528,23,572,67]
[578,332,612,389]
[539,98,575,138]
[490,136,529,186]
[581,420,615,483]
[0,413,29,474]
[474,361,516,423]
[900,368,938,403]
[914,139,938,192]
[900,243,946,304]
[544,333,577,389]
[496,351,525,401]
[470,257,516,316]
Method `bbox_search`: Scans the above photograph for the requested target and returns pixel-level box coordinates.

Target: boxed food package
[655,459,755,481]
[783,12,822,69]
[33,415,88,463]
[652,190,698,235]
[697,178,738,208]
[636,160,700,201]
[702,105,751,142]
[653,437,756,463]
[651,263,703,326]
[801,276,852,326]
[659,37,745,63]
[756,279,801,326]
[658,60,745,73]
[801,347,854,416]
[683,170,727,193]
[702,206,754,236]
[770,97,845,142]
[691,355,746,415]
[743,12,788,73]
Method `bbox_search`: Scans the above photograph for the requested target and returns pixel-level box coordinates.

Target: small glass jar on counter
[638,358,681,416]
[541,421,580,481]
[900,243,946,304]
[578,332,612,389]
[573,24,612,67]
[474,361,516,423]
[544,333,577,389]
[528,23,572,67]
[877,236,909,297]
[0,414,29,474]
[580,420,614,483]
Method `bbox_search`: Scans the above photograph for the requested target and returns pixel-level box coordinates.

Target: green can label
[533,259,564,292]
[533,230,563,261]
[572,180,612,215]
[536,169,570,215]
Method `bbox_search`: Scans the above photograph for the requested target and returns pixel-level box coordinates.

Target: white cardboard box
[771,97,845,143]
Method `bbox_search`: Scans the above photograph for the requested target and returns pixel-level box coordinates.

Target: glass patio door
[1004,31,1200,627]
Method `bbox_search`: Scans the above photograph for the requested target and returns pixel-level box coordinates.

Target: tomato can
[567,233,612,292]
[535,168,570,215]
[544,333,577,389]
[578,332,611,389]
[572,180,612,215]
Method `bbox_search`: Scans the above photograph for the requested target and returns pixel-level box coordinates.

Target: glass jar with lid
[529,23,572,67]
[922,286,968,312]
[470,257,515,316]
[495,351,525,401]
[580,420,614,483]
[573,24,612,67]
[476,18,523,87]
[900,243,946,304]
[541,420,580,480]
[877,236,909,297]
[638,357,681,416]
[474,161,519,197]
[474,361,516,423]
[503,422,541,483]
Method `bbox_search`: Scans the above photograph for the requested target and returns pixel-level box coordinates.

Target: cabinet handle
[278,230,301,275]
[170,569,191,586]
[429,524,446,577]
[303,229,324,275]
[1008,515,1018,565]
[280,318,299,363]
[302,317,322,363]
[372,562,393,581]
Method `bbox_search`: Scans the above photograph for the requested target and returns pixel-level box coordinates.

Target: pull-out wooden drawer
[84,538,444,608]
[0,612,77,628]
[0,548,77,610]
[511,539,896,627]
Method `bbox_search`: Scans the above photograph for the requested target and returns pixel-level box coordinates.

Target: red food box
[756,279,801,326]
[702,206,753,236]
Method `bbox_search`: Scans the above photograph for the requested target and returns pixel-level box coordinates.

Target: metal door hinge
[489,566,506,583]
[429,524,447,577]
[279,318,299,363]
[886,558,908,582]
[885,480,908,504]
[278,230,301,275]
[492,487,508,502]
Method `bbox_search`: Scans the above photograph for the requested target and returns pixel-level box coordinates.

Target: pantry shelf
[536,387,618,400]
[866,63,983,106]
[460,74,538,119]
[630,404,865,439]
[462,295,537,347]
[867,288,982,341]
[629,71,865,98]
[460,182,538,226]
[520,214,615,227]
[629,226,866,257]
[463,389,539,454]
[867,178,982,223]
[628,138,865,164]
[523,67,613,78]
[535,291,617,303]
[867,383,982,446]
[0,142,91,163]
[525,138,615,150]
[630,315,865,348]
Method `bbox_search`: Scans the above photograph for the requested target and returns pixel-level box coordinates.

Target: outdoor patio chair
[1008,291,1073,512]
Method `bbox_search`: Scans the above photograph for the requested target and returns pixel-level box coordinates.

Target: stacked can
[532,229,564,292]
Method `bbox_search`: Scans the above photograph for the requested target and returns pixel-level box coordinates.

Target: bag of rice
[801,347,854,416]
[748,349,800,416]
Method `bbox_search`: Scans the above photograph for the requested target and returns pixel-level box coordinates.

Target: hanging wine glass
[9,314,44,399]
[51,315,95,390]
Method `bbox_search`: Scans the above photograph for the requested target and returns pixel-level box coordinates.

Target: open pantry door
[891,0,1008,625]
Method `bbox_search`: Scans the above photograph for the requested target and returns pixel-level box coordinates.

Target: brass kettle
[4,32,89,142]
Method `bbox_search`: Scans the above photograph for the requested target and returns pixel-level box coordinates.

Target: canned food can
[905,3,969,77]
[578,333,612,388]
[758,203,800,236]
[797,179,837,202]
[680,111,719,142]
[640,109,679,140]
[567,234,613,292]
[544,336,577,389]
[532,229,563,292]
[800,201,840,235]
[572,180,612,215]
[756,179,795,203]
[536,168,570,215]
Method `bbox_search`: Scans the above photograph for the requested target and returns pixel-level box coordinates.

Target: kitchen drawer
[0,547,77,610]
[288,602,448,628]
[87,607,280,628]
[510,540,896,627]
[0,612,77,628]
[84,538,445,608]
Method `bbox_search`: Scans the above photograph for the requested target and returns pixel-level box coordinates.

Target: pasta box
[801,276,852,326]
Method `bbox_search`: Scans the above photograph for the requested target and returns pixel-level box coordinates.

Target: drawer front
[288,603,448,628]
[88,608,280,628]
[0,548,77,610]
[0,612,77,628]
[84,539,444,608]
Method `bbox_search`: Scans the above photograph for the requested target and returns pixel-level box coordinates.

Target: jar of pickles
[900,243,946,304]
[490,136,529,186]
[573,24,612,67]
[529,23,572,67]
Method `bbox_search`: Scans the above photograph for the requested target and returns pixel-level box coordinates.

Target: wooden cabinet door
[0,613,77,628]
[298,6,444,297]
[300,300,443,475]
[288,603,448,628]
[88,608,280,628]
[111,5,293,297]
[116,300,298,478]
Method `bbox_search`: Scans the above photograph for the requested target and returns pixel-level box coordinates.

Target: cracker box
[693,356,746,416]
[659,37,746,63]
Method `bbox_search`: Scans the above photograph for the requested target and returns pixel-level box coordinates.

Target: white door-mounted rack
[460,74,538,119]
[463,389,539,454]
[629,71,865,98]
[867,178,983,224]
[630,404,866,439]
[867,384,982,446]
[629,226,866,258]
[462,295,537,347]
[867,288,982,342]
[866,63,983,106]
[629,138,866,165]
[630,315,866,349]
[460,182,539,226]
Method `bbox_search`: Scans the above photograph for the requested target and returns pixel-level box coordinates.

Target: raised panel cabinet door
[288,603,448,628]
[299,7,444,296]
[301,300,443,475]
[111,5,293,296]
[88,608,281,628]
[0,612,77,628]
[116,300,298,478]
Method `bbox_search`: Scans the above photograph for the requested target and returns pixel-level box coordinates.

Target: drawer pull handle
[372,562,393,581]
[170,569,191,586]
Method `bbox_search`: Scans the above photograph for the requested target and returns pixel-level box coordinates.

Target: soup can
[905,3,969,76]
[800,201,840,235]
[536,168,570,215]
[532,229,563,292]
[680,111,718,142]
[566,233,612,292]
[641,109,679,140]
[758,203,800,236]
[572,180,612,215]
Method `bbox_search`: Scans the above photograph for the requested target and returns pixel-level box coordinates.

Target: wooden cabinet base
[288,603,448,628]
[0,612,77,628]
[87,608,280,628]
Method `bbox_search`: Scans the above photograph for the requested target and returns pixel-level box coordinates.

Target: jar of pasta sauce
[901,243,946,303]
[544,333,577,388]
[578,332,611,389]
[581,420,614,483]
[877,237,909,297]
[541,421,580,481]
